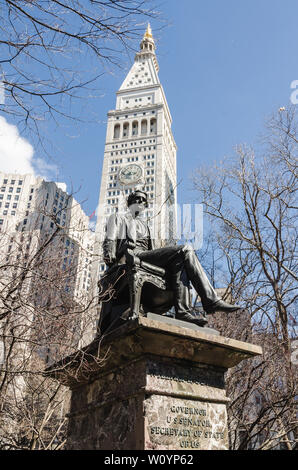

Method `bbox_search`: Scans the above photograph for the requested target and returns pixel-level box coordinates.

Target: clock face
[118,164,143,185]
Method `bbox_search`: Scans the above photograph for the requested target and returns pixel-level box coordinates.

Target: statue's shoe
[204,300,241,314]
[176,312,208,327]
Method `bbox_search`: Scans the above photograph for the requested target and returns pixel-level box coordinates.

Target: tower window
[132,120,138,136]
[141,119,147,135]
[123,122,129,137]
[113,124,120,139]
[150,118,157,134]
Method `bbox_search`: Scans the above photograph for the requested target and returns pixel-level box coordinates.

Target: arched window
[113,124,120,139]
[132,121,139,136]
[123,122,129,138]
[141,119,148,135]
[150,118,157,134]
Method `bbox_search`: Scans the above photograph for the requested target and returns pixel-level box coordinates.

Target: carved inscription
[147,361,224,389]
[149,405,225,449]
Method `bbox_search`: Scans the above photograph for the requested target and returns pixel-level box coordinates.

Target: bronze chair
[97,248,178,334]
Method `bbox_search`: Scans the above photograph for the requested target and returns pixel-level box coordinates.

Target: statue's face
[128,194,147,217]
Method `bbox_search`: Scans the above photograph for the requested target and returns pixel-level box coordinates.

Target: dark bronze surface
[99,191,240,334]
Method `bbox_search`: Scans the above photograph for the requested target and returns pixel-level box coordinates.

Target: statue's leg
[137,246,240,316]
[137,247,208,325]
[171,268,191,315]
[181,245,241,313]
[136,246,183,267]
[137,247,190,315]
[181,244,219,309]
[128,272,142,320]
[136,245,216,306]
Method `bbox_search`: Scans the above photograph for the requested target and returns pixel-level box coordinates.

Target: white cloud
[0,116,35,174]
[33,157,59,180]
[0,116,58,180]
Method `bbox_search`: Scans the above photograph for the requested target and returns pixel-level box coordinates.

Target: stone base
[47,315,262,450]
[146,312,219,336]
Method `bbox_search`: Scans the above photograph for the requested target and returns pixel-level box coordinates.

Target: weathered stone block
[47,315,262,450]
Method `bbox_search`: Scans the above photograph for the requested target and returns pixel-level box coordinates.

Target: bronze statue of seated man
[103,190,240,327]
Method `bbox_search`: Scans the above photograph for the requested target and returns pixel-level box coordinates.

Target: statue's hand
[104,255,116,267]
[127,240,136,250]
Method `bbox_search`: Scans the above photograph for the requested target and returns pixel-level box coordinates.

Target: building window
[123,122,129,138]
[141,119,147,135]
[113,124,120,139]
[132,121,138,136]
[150,118,157,133]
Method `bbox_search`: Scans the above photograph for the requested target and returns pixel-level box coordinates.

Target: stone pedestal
[47,315,262,450]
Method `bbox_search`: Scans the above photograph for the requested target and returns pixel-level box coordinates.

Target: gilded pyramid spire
[144,23,153,39]
[139,23,156,54]
[135,23,158,72]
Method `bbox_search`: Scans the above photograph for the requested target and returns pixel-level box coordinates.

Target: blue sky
[1,0,298,220]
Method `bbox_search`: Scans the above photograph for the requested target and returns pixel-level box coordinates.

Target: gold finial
[144,23,153,39]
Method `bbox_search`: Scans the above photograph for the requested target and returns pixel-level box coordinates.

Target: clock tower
[94,24,177,276]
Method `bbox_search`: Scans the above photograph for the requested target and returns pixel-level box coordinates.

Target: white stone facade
[0,171,94,299]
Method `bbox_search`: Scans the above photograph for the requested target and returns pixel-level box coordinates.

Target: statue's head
[127,190,148,208]
[127,190,148,217]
